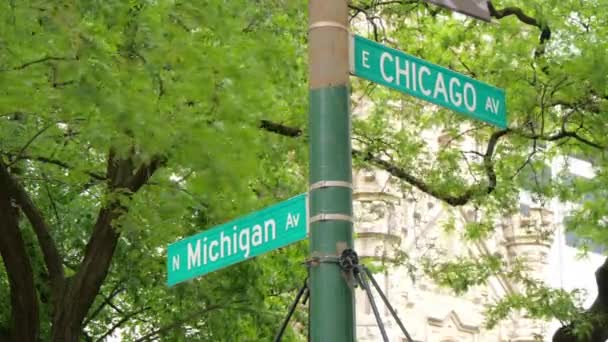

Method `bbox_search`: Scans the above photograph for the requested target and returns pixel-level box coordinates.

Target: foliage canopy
[1,0,607,341]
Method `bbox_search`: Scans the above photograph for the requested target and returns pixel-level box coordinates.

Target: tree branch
[348,0,418,12]
[512,127,605,150]
[17,154,106,181]
[260,119,510,206]
[51,149,165,340]
[128,156,167,192]
[0,173,40,341]
[95,306,150,342]
[483,129,510,194]
[553,257,608,341]
[133,300,249,342]
[488,1,551,45]
[7,124,54,167]
[354,148,479,205]
[259,120,303,137]
[7,56,76,71]
[84,284,125,327]
[0,162,65,292]
[551,99,601,116]
[42,172,61,225]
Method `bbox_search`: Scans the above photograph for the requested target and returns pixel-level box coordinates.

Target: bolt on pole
[308,1,356,341]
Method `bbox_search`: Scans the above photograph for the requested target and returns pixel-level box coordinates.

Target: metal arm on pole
[274,277,309,342]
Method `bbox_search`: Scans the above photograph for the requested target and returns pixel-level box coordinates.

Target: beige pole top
[308,1,350,90]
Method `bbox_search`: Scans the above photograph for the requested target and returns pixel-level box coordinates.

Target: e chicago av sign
[351,35,506,128]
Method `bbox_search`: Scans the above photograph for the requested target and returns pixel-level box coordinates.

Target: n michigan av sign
[167,194,307,286]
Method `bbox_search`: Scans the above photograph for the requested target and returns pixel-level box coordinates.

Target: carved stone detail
[353,168,554,341]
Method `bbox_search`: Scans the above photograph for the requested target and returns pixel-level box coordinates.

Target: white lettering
[239,228,251,258]
[411,62,417,91]
[362,50,370,68]
[419,66,431,96]
[220,231,231,258]
[395,57,409,88]
[449,78,462,106]
[187,240,201,270]
[464,83,476,111]
[380,52,394,83]
[252,224,263,246]
[491,97,500,113]
[292,213,300,227]
[209,240,219,261]
[172,255,180,271]
[203,237,208,264]
[286,213,301,229]
[485,97,500,113]
[264,219,276,241]
[433,73,448,102]
[485,97,493,112]
[232,227,237,255]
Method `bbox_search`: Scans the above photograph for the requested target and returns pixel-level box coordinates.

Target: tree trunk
[0,187,39,341]
[48,152,164,341]
[50,208,121,342]
[553,257,608,342]
[0,151,162,341]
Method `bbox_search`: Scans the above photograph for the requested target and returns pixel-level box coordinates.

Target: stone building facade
[352,168,555,341]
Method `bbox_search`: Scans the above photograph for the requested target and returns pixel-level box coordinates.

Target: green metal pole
[308,1,355,341]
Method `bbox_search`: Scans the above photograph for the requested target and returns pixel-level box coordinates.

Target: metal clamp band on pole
[309,255,341,265]
[308,21,349,32]
[309,213,353,223]
[309,180,353,191]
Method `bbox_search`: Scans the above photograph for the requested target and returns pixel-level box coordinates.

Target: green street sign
[167,194,307,286]
[351,35,506,128]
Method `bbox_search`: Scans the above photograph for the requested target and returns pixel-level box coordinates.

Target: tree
[2,0,607,341]
[346,1,608,341]
[0,0,310,340]
[269,0,608,340]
